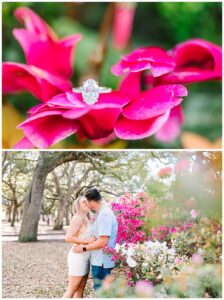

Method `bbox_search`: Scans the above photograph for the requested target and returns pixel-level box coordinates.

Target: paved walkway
[2,221,68,241]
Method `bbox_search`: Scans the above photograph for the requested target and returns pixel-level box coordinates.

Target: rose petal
[18,110,64,127]
[48,92,85,108]
[62,108,90,119]
[2,62,71,102]
[18,115,79,148]
[114,111,170,139]
[111,46,175,77]
[155,105,184,143]
[119,72,141,98]
[78,107,122,139]
[158,70,222,84]
[48,91,130,110]
[160,38,222,84]
[123,84,187,120]
[14,137,35,149]
[95,91,131,107]
[92,132,116,145]
[112,3,136,50]
[14,7,56,39]
[13,7,82,78]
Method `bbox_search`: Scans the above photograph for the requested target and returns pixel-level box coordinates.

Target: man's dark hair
[84,187,102,202]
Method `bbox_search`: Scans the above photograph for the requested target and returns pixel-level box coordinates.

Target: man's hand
[72,245,83,253]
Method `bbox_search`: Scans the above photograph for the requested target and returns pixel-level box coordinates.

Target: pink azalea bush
[111,193,153,244]
[150,222,193,241]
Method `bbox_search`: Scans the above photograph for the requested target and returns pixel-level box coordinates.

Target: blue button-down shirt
[91,203,118,268]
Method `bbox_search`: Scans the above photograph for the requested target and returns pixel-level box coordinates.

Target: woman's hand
[84,237,97,244]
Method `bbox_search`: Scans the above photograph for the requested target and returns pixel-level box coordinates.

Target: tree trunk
[65,203,70,225]
[11,202,18,227]
[53,196,67,230]
[7,206,12,222]
[19,157,48,242]
[16,211,19,222]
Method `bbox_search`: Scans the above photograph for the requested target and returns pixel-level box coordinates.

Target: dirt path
[2,241,95,298]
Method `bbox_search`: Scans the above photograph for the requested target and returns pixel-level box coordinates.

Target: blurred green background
[2,2,222,149]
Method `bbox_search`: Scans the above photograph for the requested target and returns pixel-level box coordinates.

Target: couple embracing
[63,188,118,298]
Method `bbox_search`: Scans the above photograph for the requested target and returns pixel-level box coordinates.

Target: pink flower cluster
[103,245,125,262]
[158,167,172,178]
[112,193,153,244]
[150,222,193,241]
[2,7,222,148]
[135,280,154,297]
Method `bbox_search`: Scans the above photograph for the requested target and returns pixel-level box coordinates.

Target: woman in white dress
[63,196,96,298]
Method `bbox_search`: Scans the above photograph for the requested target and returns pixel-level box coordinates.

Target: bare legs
[62,275,83,298]
[73,274,89,298]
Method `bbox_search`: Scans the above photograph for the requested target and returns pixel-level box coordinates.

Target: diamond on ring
[72,79,112,105]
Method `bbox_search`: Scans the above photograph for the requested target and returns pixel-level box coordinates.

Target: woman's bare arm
[65,215,89,244]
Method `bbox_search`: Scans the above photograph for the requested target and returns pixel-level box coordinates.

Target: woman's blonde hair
[72,196,90,225]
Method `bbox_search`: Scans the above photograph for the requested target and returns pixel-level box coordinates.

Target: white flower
[142,262,149,268]
[127,247,136,257]
[198,248,204,255]
[167,248,176,256]
[145,241,154,248]
[121,247,127,255]
[126,256,137,268]
[115,244,121,251]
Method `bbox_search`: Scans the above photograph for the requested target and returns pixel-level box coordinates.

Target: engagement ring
[73,79,112,105]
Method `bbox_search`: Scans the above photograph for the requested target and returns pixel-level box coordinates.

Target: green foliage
[171,217,222,263]
[96,263,222,298]
[163,263,222,298]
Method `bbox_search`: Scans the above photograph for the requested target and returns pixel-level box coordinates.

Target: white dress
[67,223,92,276]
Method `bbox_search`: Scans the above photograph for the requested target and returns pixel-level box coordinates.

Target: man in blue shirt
[73,188,118,290]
